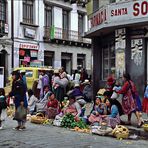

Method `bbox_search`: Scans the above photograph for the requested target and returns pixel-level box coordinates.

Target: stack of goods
[112,125,129,139]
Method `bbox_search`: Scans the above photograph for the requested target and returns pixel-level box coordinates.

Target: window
[78,13,84,34]
[63,10,69,30]
[110,0,116,3]
[23,0,34,24]
[102,42,115,80]
[25,70,33,77]
[0,0,6,34]
[62,10,69,39]
[45,5,52,27]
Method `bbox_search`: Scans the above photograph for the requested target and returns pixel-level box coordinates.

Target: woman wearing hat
[9,70,28,130]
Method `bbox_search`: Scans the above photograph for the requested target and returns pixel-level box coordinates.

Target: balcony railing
[44,26,91,44]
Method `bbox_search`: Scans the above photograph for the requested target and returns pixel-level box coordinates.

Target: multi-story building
[9,0,91,76]
[86,0,148,96]
[0,0,12,86]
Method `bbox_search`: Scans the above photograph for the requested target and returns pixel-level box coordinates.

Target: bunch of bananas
[112,125,129,139]
[43,119,53,125]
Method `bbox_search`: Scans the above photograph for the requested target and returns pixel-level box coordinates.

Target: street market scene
[0,0,148,148]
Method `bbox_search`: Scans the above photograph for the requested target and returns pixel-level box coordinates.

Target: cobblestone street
[0,118,147,148]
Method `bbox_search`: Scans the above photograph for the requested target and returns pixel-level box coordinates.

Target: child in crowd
[111,80,121,99]
[13,100,27,130]
[0,88,7,129]
[46,93,60,119]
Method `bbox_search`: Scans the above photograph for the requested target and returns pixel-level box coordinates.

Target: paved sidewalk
[0,118,148,148]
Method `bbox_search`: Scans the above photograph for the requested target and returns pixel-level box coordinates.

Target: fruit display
[143,124,148,132]
[112,125,129,139]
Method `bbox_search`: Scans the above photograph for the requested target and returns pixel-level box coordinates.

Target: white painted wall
[70,4,78,32]
[53,7,62,28]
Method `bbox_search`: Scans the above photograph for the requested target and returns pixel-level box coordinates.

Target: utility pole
[11,0,14,68]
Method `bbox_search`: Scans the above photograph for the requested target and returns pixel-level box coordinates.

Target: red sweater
[47,99,59,108]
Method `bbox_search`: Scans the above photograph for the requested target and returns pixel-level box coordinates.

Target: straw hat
[82,79,90,85]
[74,83,80,87]
[54,69,59,74]
[97,88,106,95]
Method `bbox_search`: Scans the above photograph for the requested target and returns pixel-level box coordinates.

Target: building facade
[86,0,148,96]
[9,0,91,76]
[0,0,12,86]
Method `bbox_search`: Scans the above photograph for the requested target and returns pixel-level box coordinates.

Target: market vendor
[46,93,60,119]
[102,97,121,129]
[63,94,81,119]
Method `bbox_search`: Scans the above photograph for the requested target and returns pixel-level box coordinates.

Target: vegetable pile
[61,113,88,129]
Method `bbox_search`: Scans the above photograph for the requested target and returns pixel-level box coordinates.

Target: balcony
[43,26,91,45]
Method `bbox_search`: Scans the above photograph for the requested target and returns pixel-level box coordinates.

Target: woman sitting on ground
[46,93,60,119]
[102,95,121,129]
[28,89,38,115]
[63,94,82,120]
[88,96,106,125]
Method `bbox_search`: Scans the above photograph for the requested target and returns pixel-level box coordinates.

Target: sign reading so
[89,0,148,29]
[133,1,148,16]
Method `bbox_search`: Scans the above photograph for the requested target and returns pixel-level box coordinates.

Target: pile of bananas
[143,124,148,132]
[43,119,53,125]
[112,125,129,139]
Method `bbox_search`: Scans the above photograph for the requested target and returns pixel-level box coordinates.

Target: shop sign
[30,50,38,57]
[89,0,148,29]
[89,6,107,28]
[19,43,39,50]
[24,28,36,39]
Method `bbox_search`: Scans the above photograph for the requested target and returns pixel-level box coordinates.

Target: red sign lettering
[90,8,107,27]
[111,8,128,16]
[133,1,148,16]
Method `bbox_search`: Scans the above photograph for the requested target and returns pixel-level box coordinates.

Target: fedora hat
[82,79,90,85]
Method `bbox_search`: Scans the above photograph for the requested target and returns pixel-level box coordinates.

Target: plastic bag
[13,106,27,121]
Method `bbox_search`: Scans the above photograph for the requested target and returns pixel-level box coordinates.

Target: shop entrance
[77,54,86,70]
[0,49,8,86]
[61,53,72,74]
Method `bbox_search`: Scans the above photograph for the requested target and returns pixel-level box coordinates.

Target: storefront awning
[85,0,148,38]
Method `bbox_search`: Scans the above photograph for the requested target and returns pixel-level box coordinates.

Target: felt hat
[82,79,90,85]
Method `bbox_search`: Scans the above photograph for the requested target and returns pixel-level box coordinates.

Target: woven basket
[143,124,148,132]
[31,113,46,124]
[115,132,129,139]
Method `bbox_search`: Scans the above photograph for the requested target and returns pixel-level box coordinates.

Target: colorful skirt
[142,97,148,113]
